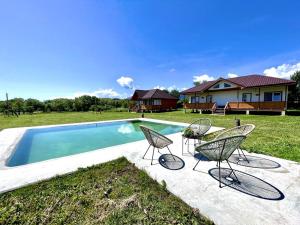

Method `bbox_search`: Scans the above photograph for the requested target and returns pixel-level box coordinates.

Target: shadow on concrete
[158,154,185,170]
[194,153,210,161]
[228,154,281,169]
[209,168,285,200]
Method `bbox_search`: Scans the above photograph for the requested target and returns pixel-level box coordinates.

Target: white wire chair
[214,124,255,163]
[140,125,175,165]
[193,135,247,187]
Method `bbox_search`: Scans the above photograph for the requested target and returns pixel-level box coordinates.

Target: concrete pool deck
[0,118,299,225]
[0,118,221,192]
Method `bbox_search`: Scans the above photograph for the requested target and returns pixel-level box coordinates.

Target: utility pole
[6,92,9,107]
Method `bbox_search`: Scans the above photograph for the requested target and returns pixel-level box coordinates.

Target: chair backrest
[188,118,211,136]
[195,135,246,161]
[140,125,173,148]
[215,124,255,140]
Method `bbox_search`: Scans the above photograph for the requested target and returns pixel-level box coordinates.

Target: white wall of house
[186,85,288,106]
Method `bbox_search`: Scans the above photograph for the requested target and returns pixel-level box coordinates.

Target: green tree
[74,95,94,111]
[193,80,207,86]
[290,71,300,101]
[169,89,180,99]
[25,98,44,113]
[11,98,25,115]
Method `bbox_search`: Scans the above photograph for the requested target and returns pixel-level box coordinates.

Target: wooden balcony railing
[140,104,175,111]
[227,101,286,111]
[184,103,215,110]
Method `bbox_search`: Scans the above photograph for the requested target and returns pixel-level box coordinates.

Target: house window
[153,99,161,105]
[273,92,282,101]
[191,96,200,103]
[224,83,231,88]
[213,84,220,89]
[264,92,282,102]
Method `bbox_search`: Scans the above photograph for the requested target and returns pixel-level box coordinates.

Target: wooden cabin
[130,89,178,112]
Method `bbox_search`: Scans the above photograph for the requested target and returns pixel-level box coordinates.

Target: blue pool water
[7,120,184,167]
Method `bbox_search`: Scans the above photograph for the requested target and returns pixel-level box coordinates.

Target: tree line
[0,95,132,115]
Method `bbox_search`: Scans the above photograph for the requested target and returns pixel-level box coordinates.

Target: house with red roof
[130,89,178,112]
[181,74,296,115]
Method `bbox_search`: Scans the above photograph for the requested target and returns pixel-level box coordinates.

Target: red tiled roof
[181,74,296,94]
[131,89,178,100]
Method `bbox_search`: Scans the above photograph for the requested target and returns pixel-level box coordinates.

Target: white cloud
[169,68,176,73]
[263,62,300,79]
[227,73,239,78]
[153,85,178,91]
[153,85,166,90]
[116,76,134,89]
[193,74,215,83]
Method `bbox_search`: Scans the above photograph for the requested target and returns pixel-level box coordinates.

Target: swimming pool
[7,120,184,167]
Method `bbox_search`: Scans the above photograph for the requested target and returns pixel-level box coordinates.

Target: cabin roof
[131,89,178,100]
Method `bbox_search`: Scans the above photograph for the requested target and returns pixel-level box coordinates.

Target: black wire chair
[193,135,246,187]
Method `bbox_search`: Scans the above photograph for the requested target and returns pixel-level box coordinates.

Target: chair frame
[182,118,211,155]
[214,124,255,163]
[140,125,175,165]
[193,135,246,187]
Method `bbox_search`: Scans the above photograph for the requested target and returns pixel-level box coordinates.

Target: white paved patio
[0,118,299,225]
[125,132,300,225]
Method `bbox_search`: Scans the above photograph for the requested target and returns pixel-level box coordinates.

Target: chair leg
[151,147,155,165]
[182,136,184,155]
[166,146,176,161]
[226,160,240,184]
[219,162,222,188]
[193,159,201,170]
[142,145,151,159]
[193,139,196,155]
[185,138,188,144]
[239,148,250,163]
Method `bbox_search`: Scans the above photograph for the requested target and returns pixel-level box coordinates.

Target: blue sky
[1,0,300,100]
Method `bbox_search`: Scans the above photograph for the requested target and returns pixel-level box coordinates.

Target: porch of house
[184,101,286,114]
[130,101,177,112]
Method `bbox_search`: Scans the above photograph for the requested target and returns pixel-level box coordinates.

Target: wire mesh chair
[140,125,175,165]
[182,118,212,155]
[214,124,255,163]
[193,135,246,187]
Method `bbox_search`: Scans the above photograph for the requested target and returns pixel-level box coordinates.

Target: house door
[242,93,252,102]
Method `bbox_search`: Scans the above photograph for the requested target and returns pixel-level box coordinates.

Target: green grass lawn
[0,157,212,224]
[1,110,299,162]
